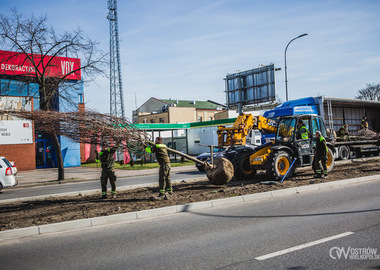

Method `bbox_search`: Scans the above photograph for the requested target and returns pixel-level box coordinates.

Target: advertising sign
[0,50,81,80]
[0,120,33,145]
[225,64,276,111]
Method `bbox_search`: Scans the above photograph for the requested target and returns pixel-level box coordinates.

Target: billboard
[225,64,276,110]
[0,50,81,80]
[0,120,33,145]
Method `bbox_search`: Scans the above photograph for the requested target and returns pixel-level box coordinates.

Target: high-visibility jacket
[316,136,328,156]
[298,125,309,139]
[338,125,348,137]
[96,147,117,170]
[146,144,170,165]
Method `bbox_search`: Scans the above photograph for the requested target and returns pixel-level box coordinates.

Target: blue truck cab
[262,97,323,144]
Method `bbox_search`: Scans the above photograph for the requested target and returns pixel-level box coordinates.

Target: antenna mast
[107,0,125,118]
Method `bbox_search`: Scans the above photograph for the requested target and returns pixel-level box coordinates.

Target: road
[0,170,206,201]
[1,180,379,269]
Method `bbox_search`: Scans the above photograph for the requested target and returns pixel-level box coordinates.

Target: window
[276,118,296,142]
[208,117,213,121]
[159,118,164,123]
[150,119,155,123]
[198,117,203,122]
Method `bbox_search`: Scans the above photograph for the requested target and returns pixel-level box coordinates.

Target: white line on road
[254,231,354,261]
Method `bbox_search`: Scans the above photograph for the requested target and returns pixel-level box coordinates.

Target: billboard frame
[225,64,276,113]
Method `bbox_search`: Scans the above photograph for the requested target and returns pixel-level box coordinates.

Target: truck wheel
[232,150,256,180]
[338,146,350,160]
[326,147,335,173]
[266,151,293,181]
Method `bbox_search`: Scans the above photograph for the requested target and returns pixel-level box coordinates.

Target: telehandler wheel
[232,150,256,181]
[326,147,335,173]
[266,150,293,181]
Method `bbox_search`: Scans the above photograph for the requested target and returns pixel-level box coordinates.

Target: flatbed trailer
[334,138,380,159]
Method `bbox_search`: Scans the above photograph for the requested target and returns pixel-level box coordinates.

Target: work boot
[111,194,116,199]
[101,194,107,199]
[158,193,165,198]
[323,174,328,179]
[315,174,322,179]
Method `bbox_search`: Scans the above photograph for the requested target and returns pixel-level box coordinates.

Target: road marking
[255,231,354,261]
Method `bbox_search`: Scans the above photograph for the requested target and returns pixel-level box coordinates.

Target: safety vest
[95,151,104,163]
[299,125,309,139]
[338,125,346,136]
[319,136,328,153]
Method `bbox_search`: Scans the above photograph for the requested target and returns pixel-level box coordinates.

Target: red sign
[0,50,81,80]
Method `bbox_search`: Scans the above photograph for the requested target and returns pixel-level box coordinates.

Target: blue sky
[2,0,380,119]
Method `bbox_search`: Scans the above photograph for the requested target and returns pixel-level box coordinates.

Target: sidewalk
[15,165,197,187]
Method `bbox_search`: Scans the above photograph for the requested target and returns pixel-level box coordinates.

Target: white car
[0,157,18,191]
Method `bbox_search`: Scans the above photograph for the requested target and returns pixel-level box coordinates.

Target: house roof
[159,99,224,110]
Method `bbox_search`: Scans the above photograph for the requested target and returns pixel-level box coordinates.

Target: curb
[1,174,379,241]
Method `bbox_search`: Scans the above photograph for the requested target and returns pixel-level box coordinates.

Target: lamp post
[284,33,308,101]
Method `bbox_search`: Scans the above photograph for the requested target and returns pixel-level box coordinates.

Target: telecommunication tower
[107,0,125,118]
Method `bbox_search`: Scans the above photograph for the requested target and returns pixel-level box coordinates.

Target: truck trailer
[263,97,380,159]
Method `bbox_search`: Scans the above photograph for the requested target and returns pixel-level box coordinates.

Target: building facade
[133,97,226,124]
[0,50,84,170]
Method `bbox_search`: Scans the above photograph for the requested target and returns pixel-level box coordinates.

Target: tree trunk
[50,132,64,181]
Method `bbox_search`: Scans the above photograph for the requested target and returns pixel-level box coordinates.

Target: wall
[195,110,219,122]
[58,80,83,167]
[168,107,196,123]
[0,140,35,170]
[136,111,169,124]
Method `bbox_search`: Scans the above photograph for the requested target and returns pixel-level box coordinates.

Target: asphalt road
[1,180,379,269]
[0,170,206,201]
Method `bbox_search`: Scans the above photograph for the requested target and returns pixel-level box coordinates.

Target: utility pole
[107,0,125,118]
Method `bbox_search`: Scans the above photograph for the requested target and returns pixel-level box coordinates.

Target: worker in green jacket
[312,131,328,178]
[361,116,369,129]
[337,124,349,139]
[146,137,172,198]
[296,119,309,140]
[95,145,118,199]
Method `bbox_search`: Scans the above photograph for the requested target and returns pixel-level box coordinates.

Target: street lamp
[284,33,308,101]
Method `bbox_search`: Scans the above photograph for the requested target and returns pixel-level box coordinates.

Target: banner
[0,50,81,80]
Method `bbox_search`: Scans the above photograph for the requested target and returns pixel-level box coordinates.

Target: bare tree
[0,9,107,180]
[355,83,380,101]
